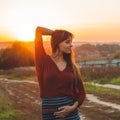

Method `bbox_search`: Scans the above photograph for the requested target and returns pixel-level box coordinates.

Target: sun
[13,27,35,42]
[9,24,53,42]
[4,24,36,42]
[16,33,34,42]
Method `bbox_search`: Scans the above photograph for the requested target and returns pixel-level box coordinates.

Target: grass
[109,77,120,85]
[81,66,120,85]
[0,111,17,120]
[85,84,120,98]
[0,88,20,120]
[0,67,37,81]
[0,66,120,85]
[91,77,120,85]
[0,74,37,81]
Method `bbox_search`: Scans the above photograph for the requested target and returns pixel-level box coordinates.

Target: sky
[0,0,120,42]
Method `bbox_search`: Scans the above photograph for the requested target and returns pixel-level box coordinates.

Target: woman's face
[58,36,72,54]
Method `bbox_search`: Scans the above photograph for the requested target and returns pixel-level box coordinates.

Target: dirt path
[0,79,120,120]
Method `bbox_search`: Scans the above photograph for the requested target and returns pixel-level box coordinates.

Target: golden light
[0,0,120,43]
[14,28,52,42]
[7,24,35,42]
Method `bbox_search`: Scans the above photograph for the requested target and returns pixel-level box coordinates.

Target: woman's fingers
[58,106,65,110]
[54,110,65,118]
[54,106,73,118]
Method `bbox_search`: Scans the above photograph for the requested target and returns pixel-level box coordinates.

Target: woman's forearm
[71,101,79,111]
[36,26,53,35]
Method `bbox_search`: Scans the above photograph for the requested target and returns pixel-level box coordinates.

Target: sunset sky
[0,0,120,42]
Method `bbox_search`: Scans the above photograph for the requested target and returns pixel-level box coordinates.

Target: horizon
[0,39,120,45]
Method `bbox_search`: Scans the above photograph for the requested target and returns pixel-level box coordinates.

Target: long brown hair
[51,30,82,87]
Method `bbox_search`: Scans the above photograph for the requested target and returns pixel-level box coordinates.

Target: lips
[67,49,72,53]
[68,48,72,51]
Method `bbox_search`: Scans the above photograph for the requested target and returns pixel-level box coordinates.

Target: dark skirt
[42,96,80,120]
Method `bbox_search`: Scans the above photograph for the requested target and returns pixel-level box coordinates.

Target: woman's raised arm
[35,26,53,66]
[36,26,53,36]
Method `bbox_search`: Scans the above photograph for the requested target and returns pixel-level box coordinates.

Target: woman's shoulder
[44,55,52,62]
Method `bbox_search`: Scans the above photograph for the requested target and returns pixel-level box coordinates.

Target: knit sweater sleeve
[35,27,47,65]
[74,78,86,107]
[34,27,47,97]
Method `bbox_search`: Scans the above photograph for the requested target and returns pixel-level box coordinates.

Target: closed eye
[65,39,72,44]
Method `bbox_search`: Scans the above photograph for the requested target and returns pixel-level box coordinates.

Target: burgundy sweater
[35,35,86,106]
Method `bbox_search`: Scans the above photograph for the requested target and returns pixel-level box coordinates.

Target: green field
[0,88,20,120]
[85,84,120,98]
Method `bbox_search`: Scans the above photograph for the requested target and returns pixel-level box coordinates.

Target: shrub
[81,66,120,82]
[0,42,34,69]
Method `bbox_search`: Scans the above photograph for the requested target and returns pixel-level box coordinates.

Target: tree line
[0,41,120,69]
[0,42,34,69]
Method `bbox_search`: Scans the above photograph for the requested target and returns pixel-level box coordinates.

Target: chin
[64,51,71,54]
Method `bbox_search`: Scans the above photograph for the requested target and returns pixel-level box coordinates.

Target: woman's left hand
[54,105,74,118]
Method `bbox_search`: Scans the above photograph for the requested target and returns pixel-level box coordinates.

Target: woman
[34,26,86,120]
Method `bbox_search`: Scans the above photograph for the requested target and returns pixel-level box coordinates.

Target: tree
[0,42,34,69]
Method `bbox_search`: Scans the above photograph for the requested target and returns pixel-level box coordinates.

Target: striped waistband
[41,96,80,120]
[42,96,74,110]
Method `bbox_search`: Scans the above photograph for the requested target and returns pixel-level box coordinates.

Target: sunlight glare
[11,25,35,41]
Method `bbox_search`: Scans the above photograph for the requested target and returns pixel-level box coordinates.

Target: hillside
[73,44,101,60]
[73,43,120,61]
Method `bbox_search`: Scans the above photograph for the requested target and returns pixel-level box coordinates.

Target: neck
[51,51,64,62]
